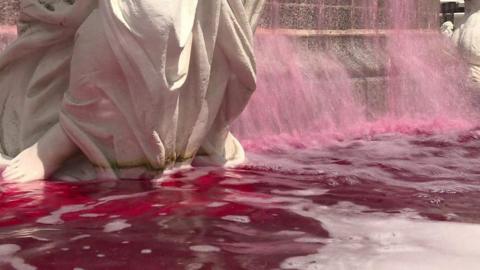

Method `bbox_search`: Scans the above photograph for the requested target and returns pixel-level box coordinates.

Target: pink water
[2,0,480,269]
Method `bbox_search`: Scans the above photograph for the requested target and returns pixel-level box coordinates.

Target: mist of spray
[233,0,478,151]
[0,26,15,52]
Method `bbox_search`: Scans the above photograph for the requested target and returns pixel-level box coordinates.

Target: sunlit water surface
[1,130,480,270]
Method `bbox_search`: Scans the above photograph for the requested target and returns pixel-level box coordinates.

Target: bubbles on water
[428,198,444,206]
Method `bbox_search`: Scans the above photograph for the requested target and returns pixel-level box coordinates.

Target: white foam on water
[186,262,204,270]
[70,234,91,241]
[294,237,328,244]
[98,192,151,203]
[37,204,93,225]
[207,202,228,208]
[141,249,152,254]
[0,244,20,256]
[272,188,329,197]
[280,202,480,270]
[189,245,221,253]
[221,215,251,224]
[34,195,143,226]
[10,258,37,270]
[0,244,37,270]
[223,191,480,269]
[79,213,106,218]
[103,219,132,233]
[275,231,306,237]
[220,179,260,185]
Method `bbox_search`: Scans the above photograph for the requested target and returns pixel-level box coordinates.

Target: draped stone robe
[0,0,265,180]
[454,6,480,86]
[0,0,97,158]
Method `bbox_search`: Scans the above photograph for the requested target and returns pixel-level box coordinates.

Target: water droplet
[141,249,152,254]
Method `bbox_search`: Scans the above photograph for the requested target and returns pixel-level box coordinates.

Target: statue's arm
[19,0,98,27]
[62,0,99,28]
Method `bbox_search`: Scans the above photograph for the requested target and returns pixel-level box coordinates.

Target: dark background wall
[260,0,438,30]
[1,0,438,28]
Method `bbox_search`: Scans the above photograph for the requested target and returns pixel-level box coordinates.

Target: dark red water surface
[2,130,480,270]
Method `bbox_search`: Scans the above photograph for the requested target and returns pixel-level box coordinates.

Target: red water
[1,130,480,270]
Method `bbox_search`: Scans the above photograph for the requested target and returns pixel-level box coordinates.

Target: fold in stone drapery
[456,11,480,84]
[0,0,97,157]
[455,0,480,85]
[60,0,265,179]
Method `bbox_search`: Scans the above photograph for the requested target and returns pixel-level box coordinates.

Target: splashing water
[233,34,366,151]
[233,0,479,151]
[0,26,15,52]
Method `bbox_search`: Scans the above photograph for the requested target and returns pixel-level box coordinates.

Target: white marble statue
[440,21,454,38]
[0,0,265,181]
[453,0,480,85]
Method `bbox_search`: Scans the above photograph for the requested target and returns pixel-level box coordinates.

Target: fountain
[1,1,480,269]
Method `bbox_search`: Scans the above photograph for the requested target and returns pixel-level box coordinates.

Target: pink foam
[0,25,16,52]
